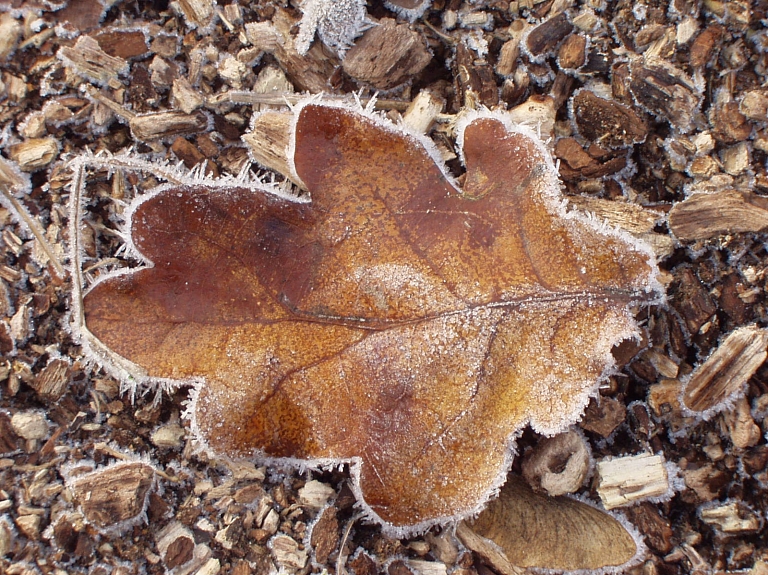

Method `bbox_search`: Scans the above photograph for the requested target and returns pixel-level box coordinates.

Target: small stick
[0,183,66,278]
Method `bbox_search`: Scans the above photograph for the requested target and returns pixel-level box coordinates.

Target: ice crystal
[295,0,373,56]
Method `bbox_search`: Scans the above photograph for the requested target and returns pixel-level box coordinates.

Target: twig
[0,182,66,279]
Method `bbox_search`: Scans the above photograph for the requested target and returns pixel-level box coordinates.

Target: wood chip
[669,190,768,240]
[270,534,308,570]
[58,35,129,90]
[8,138,59,172]
[572,90,648,148]
[30,358,70,401]
[596,453,670,509]
[699,501,762,534]
[682,325,768,414]
[68,461,156,530]
[175,0,215,30]
[723,396,761,449]
[629,58,700,132]
[0,13,21,61]
[525,12,574,58]
[129,110,208,141]
[342,18,432,90]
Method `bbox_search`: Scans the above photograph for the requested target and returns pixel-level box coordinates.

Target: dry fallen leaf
[457,476,641,573]
[81,100,660,534]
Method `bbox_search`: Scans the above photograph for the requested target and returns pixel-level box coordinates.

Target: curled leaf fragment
[81,99,660,534]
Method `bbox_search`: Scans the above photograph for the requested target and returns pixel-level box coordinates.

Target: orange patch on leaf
[83,102,660,533]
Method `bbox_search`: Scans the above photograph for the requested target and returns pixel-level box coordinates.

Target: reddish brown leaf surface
[83,102,660,533]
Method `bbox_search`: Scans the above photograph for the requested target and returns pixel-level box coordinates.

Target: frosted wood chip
[8,138,59,172]
[175,0,215,29]
[568,196,662,235]
[67,461,156,531]
[58,36,128,90]
[297,480,335,509]
[682,325,768,414]
[129,111,208,141]
[669,190,768,240]
[699,501,762,534]
[596,453,670,510]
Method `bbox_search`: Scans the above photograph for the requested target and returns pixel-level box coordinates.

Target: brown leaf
[82,101,660,534]
[457,476,641,573]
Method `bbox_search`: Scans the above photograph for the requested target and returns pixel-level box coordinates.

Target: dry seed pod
[457,476,641,573]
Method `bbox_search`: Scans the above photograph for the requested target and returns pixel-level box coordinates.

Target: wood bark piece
[669,190,768,240]
[457,476,638,573]
[342,18,432,90]
[629,58,700,132]
[525,12,574,59]
[596,453,670,509]
[682,325,768,414]
[94,29,149,59]
[572,90,648,148]
[67,461,156,531]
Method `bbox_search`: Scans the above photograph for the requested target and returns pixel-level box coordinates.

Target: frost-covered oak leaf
[82,101,661,535]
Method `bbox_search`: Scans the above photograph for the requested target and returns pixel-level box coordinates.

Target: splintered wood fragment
[343,18,432,90]
[699,502,762,534]
[268,9,338,93]
[67,461,156,530]
[9,138,59,172]
[669,190,768,240]
[596,453,670,509]
[402,91,444,134]
[0,155,26,189]
[58,36,128,90]
[175,0,215,29]
[171,77,204,114]
[242,112,304,189]
[129,111,208,141]
[682,325,768,414]
[30,359,70,401]
[568,196,661,235]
